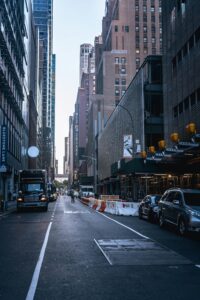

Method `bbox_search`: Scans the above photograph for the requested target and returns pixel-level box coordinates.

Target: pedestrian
[71,190,75,203]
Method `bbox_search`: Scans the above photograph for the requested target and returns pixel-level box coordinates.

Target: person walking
[70,190,75,203]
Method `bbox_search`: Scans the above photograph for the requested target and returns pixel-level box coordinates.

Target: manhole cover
[95,239,191,266]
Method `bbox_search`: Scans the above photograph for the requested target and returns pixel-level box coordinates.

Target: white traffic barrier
[116,202,139,216]
[104,201,117,214]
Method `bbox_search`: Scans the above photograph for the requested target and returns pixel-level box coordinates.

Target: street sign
[1,125,8,165]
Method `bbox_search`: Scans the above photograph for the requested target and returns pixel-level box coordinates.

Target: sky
[53,1,105,173]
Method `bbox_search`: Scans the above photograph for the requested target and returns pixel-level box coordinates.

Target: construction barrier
[100,195,120,201]
[104,201,118,214]
[116,202,139,216]
[80,197,139,217]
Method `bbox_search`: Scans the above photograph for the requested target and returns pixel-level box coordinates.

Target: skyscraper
[32,0,54,177]
[79,44,93,84]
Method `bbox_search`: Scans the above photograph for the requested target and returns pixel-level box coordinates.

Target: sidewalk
[0,200,17,216]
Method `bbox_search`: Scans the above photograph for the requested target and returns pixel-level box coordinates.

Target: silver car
[158,188,200,235]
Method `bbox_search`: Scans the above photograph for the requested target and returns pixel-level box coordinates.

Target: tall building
[79,44,93,84]
[32,0,54,177]
[162,1,200,143]
[96,0,162,124]
[51,54,56,177]
[63,137,69,176]
[0,0,28,200]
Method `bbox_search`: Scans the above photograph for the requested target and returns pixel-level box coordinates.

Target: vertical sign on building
[123,134,133,158]
[0,125,8,172]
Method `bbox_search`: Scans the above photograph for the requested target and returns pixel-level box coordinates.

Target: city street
[0,196,200,300]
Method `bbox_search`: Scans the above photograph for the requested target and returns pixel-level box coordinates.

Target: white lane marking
[96,211,149,240]
[94,239,112,265]
[26,222,52,300]
[64,210,91,214]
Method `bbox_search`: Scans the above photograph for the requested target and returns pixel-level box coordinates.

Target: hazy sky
[53,1,105,173]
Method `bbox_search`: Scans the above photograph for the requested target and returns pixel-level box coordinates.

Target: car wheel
[159,213,165,228]
[178,219,187,236]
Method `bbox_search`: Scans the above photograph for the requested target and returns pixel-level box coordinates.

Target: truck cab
[17,169,49,212]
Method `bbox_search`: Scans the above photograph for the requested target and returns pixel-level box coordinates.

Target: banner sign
[0,125,8,167]
[123,134,133,158]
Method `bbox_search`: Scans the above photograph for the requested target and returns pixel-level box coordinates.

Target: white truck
[79,185,94,198]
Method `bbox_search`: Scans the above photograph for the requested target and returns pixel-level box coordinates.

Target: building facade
[32,0,55,177]
[98,56,163,197]
[162,0,200,144]
[96,0,162,125]
[79,44,93,84]
[0,0,29,202]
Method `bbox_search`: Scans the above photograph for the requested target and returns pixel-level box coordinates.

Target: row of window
[172,26,200,73]
[115,78,126,86]
[173,87,200,118]
[115,65,126,75]
[135,25,162,34]
[0,110,22,162]
[115,87,126,97]
[135,14,161,23]
[114,25,129,33]
[135,0,158,5]
[135,5,162,14]
[114,57,126,64]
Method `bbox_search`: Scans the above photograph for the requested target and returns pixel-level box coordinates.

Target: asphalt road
[0,195,200,300]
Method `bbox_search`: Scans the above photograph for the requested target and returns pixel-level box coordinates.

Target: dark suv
[158,188,200,235]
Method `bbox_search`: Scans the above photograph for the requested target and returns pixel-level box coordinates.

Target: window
[135,26,139,32]
[195,26,200,43]
[121,79,126,85]
[177,50,182,63]
[136,49,140,54]
[182,43,188,57]
[179,101,183,114]
[190,92,196,106]
[115,78,119,85]
[121,67,126,74]
[115,88,120,96]
[125,26,129,33]
[143,26,147,32]
[115,57,120,64]
[197,88,200,102]
[184,97,189,110]
[114,25,118,32]
[172,57,177,72]
[174,105,178,118]
[121,57,126,64]
[189,36,194,50]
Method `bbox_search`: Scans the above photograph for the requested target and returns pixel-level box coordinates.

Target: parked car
[158,188,200,235]
[138,194,162,222]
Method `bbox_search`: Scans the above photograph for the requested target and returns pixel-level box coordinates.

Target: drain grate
[95,239,192,266]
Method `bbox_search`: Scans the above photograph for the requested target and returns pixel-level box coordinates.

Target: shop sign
[123,134,133,158]
[0,125,8,170]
